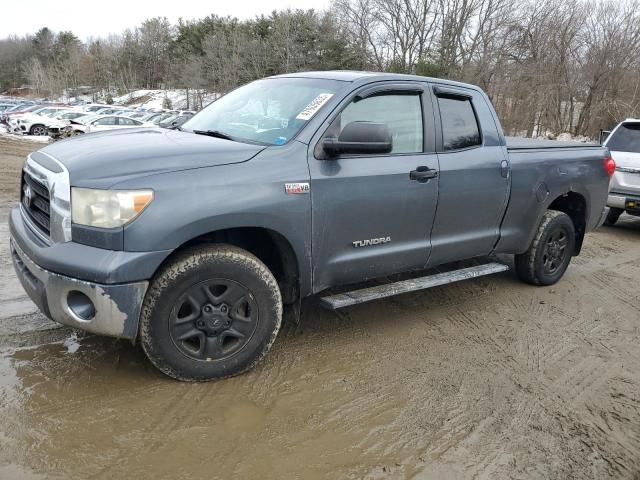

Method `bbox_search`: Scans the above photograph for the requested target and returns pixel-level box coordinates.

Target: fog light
[67,291,96,321]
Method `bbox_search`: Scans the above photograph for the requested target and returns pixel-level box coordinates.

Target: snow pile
[23,135,51,143]
[534,131,592,142]
[63,332,81,354]
[0,126,51,143]
[112,89,218,110]
[554,132,592,143]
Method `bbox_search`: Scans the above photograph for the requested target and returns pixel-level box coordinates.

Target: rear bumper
[607,192,640,215]
[10,239,147,339]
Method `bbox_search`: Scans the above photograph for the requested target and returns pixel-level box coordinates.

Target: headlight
[71,188,153,228]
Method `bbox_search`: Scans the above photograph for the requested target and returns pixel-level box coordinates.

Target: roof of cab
[270,70,480,91]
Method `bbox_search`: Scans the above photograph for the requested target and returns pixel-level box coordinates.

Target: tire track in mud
[91,384,216,479]
[412,274,640,478]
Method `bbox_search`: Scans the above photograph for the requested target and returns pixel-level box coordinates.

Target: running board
[319,262,509,310]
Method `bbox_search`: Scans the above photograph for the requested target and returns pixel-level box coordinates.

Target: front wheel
[29,124,47,136]
[515,210,575,286]
[140,245,282,381]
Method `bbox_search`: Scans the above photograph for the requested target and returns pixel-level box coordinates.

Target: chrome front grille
[21,153,72,244]
[22,170,51,237]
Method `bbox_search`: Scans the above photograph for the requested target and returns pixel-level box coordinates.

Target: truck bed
[506,136,600,150]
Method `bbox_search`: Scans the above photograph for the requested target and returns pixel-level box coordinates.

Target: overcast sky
[1,0,332,40]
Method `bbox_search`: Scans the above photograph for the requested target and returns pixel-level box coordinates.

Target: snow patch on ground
[533,131,593,142]
[554,132,592,142]
[0,132,50,143]
[63,333,81,354]
[112,89,218,110]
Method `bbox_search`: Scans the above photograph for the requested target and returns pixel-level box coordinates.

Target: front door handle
[501,159,509,178]
[410,166,438,182]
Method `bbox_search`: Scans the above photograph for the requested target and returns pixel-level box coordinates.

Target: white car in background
[93,107,129,115]
[603,118,640,225]
[83,104,111,113]
[8,106,76,135]
[126,112,148,120]
[69,114,154,134]
[47,111,90,138]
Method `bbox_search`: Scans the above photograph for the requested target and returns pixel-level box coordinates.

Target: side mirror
[599,129,611,145]
[322,121,392,157]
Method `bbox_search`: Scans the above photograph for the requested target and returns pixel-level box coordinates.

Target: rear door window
[437,97,481,151]
[606,123,640,153]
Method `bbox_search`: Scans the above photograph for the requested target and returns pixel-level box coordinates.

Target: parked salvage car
[601,119,640,225]
[149,112,175,125]
[82,104,111,113]
[8,107,75,136]
[1,104,43,124]
[10,71,612,381]
[69,115,153,134]
[47,111,89,138]
[158,113,194,129]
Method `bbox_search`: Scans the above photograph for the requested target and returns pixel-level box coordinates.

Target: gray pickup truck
[10,71,613,381]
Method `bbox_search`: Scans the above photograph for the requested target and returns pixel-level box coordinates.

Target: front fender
[119,142,313,296]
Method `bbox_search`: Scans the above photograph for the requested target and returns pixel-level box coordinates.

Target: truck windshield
[606,122,640,153]
[182,78,344,145]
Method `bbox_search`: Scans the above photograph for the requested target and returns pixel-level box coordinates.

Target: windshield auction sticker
[296,94,334,121]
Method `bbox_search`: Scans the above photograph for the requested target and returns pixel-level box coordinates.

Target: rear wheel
[604,207,623,226]
[140,244,282,381]
[515,210,575,286]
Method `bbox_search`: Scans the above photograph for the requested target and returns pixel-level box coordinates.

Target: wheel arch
[547,191,587,254]
[153,227,301,304]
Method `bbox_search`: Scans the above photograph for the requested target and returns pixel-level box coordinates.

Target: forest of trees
[1,0,640,138]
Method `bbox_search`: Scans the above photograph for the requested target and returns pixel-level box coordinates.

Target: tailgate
[609,151,640,195]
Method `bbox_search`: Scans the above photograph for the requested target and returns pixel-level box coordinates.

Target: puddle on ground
[0,329,412,479]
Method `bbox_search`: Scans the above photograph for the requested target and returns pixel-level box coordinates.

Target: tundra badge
[353,237,391,248]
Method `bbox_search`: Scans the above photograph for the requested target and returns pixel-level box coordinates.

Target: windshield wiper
[192,129,235,141]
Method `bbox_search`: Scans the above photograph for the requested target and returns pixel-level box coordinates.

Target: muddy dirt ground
[1,135,640,479]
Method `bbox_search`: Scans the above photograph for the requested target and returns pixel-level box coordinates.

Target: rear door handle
[410,166,438,182]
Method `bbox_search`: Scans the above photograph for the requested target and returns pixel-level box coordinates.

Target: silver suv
[603,119,640,225]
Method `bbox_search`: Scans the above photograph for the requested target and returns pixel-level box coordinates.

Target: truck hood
[38,128,267,188]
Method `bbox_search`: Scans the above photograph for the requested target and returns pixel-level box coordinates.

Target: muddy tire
[604,207,623,226]
[515,210,575,286]
[139,244,282,381]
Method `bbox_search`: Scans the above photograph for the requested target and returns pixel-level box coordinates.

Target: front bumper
[10,239,148,339]
[9,205,170,339]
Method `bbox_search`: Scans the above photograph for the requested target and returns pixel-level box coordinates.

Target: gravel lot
[1,135,640,479]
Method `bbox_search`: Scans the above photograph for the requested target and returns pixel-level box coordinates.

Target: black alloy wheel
[139,244,283,381]
[541,229,569,275]
[169,279,259,361]
[514,210,576,286]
